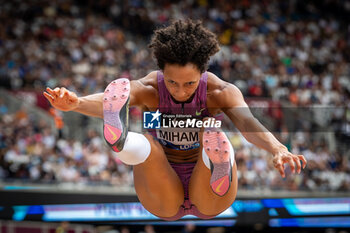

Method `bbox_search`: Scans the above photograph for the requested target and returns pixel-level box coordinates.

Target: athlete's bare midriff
[163,147,200,163]
[131,71,228,163]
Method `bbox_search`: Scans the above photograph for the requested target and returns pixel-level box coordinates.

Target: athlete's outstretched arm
[220,84,307,178]
[43,80,145,119]
[43,87,104,118]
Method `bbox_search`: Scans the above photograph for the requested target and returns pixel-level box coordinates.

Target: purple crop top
[149,71,223,151]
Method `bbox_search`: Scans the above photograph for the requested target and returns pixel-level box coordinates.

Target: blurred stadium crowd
[0,0,350,192]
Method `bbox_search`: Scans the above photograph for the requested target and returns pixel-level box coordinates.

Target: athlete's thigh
[133,134,184,217]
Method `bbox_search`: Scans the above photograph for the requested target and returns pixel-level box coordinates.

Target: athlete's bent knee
[115,132,151,165]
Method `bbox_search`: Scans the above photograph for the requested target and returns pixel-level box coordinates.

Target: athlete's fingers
[43,92,54,104]
[273,156,285,178]
[46,87,55,96]
[60,89,68,98]
[59,87,66,98]
[46,87,53,94]
[286,156,295,174]
[59,87,68,98]
[275,163,285,178]
[298,155,307,169]
[53,87,61,97]
[293,155,302,174]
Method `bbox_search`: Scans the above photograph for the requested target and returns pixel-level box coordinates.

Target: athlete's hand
[272,150,307,178]
[43,87,79,111]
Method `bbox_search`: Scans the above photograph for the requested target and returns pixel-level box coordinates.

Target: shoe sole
[103,78,130,152]
[203,130,232,196]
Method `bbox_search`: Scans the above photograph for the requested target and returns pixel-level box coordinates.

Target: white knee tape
[202,142,235,169]
[114,132,151,165]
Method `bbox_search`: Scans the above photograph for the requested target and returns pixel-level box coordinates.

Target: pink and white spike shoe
[103,78,130,152]
[203,130,232,196]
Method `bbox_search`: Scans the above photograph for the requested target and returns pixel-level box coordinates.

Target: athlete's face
[163,63,201,102]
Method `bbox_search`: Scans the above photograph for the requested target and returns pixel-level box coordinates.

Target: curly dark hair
[148,19,220,73]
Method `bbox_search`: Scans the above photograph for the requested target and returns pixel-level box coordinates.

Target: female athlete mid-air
[43,19,307,220]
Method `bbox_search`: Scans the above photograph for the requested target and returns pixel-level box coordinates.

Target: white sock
[114,132,151,165]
